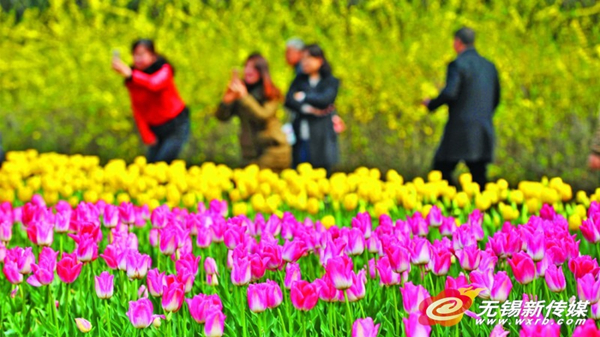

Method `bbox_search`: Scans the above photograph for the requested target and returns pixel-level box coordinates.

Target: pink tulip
[314,277,343,302]
[399,282,430,314]
[352,212,373,239]
[385,244,411,274]
[282,239,308,263]
[452,225,477,251]
[445,273,469,290]
[9,247,35,275]
[478,250,498,273]
[347,270,367,302]
[523,228,545,262]
[592,303,600,320]
[28,220,54,246]
[204,309,226,337]
[410,238,431,265]
[75,318,92,333]
[290,280,319,311]
[366,234,382,255]
[0,220,12,243]
[573,319,600,337]
[207,274,219,286]
[186,294,223,324]
[490,324,509,337]
[224,225,247,250]
[119,202,136,225]
[3,259,23,284]
[261,243,283,271]
[205,257,218,275]
[68,233,98,263]
[470,269,493,299]
[57,253,83,284]
[455,245,482,271]
[468,210,484,240]
[210,217,227,243]
[266,279,283,308]
[325,255,354,290]
[430,247,452,276]
[544,264,566,293]
[159,227,180,255]
[95,271,114,299]
[247,283,268,313]
[352,317,380,337]
[402,312,431,337]
[196,226,212,248]
[249,253,268,281]
[439,216,457,236]
[176,253,201,277]
[577,273,600,304]
[344,228,365,256]
[146,269,166,297]
[376,256,401,286]
[427,206,443,227]
[284,262,302,289]
[508,252,536,285]
[150,205,169,229]
[27,247,58,287]
[231,256,251,286]
[124,250,151,280]
[490,271,512,302]
[409,213,428,237]
[519,319,561,337]
[127,298,160,329]
[162,276,186,312]
[569,256,600,280]
[10,286,18,299]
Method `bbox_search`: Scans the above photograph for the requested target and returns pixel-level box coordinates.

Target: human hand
[229,78,248,97]
[111,58,132,78]
[588,154,600,170]
[422,98,431,108]
[332,115,346,134]
[294,91,306,102]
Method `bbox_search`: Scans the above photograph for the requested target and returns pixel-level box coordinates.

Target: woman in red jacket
[112,39,190,164]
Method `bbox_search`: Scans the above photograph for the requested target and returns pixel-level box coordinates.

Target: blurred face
[301,52,323,76]
[132,45,157,70]
[285,47,303,67]
[244,60,261,85]
[453,37,466,54]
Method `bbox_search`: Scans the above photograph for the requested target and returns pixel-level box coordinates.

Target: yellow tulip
[526,198,541,214]
[18,186,34,202]
[233,202,248,216]
[455,192,470,208]
[321,215,336,229]
[116,193,131,204]
[343,193,358,211]
[251,194,266,212]
[510,190,525,204]
[307,197,320,215]
[568,214,582,231]
[83,190,99,204]
[182,193,197,208]
[459,173,472,186]
[427,170,442,183]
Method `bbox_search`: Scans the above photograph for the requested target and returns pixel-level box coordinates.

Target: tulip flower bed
[2,195,600,337]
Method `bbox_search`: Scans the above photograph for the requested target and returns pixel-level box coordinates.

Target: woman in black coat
[285,44,340,174]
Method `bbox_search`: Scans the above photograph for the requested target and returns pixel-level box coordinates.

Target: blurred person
[423,27,500,188]
[215,53,291,172]
[112,39,190,164]
[588,119,600,170]
[285,38,305,74]
[285,44,340,174]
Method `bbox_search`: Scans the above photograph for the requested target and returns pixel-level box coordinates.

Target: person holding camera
[112,39,190,164]
[215,53,291,172]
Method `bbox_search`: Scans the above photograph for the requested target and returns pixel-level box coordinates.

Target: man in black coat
[424,27,500,188]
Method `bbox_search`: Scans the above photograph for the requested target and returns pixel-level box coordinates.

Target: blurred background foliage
[1,0,600,189]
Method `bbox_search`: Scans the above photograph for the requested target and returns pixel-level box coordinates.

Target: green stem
[277,307,288,337]
[239,287,248,337]
[392,287,400,335]
[256,313,263,337]
[48,285,60,337]
[105,300,114,337]
[65,285,71,336]
[344,290,353,334]
[302,313,307,337]
[278,271,292,334]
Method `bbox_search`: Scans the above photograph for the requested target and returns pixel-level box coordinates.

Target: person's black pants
[148,107,190,164]
[433,160,488,188]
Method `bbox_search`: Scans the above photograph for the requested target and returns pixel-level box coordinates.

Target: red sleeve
[133,109,157,145]
[130,64,173,92]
